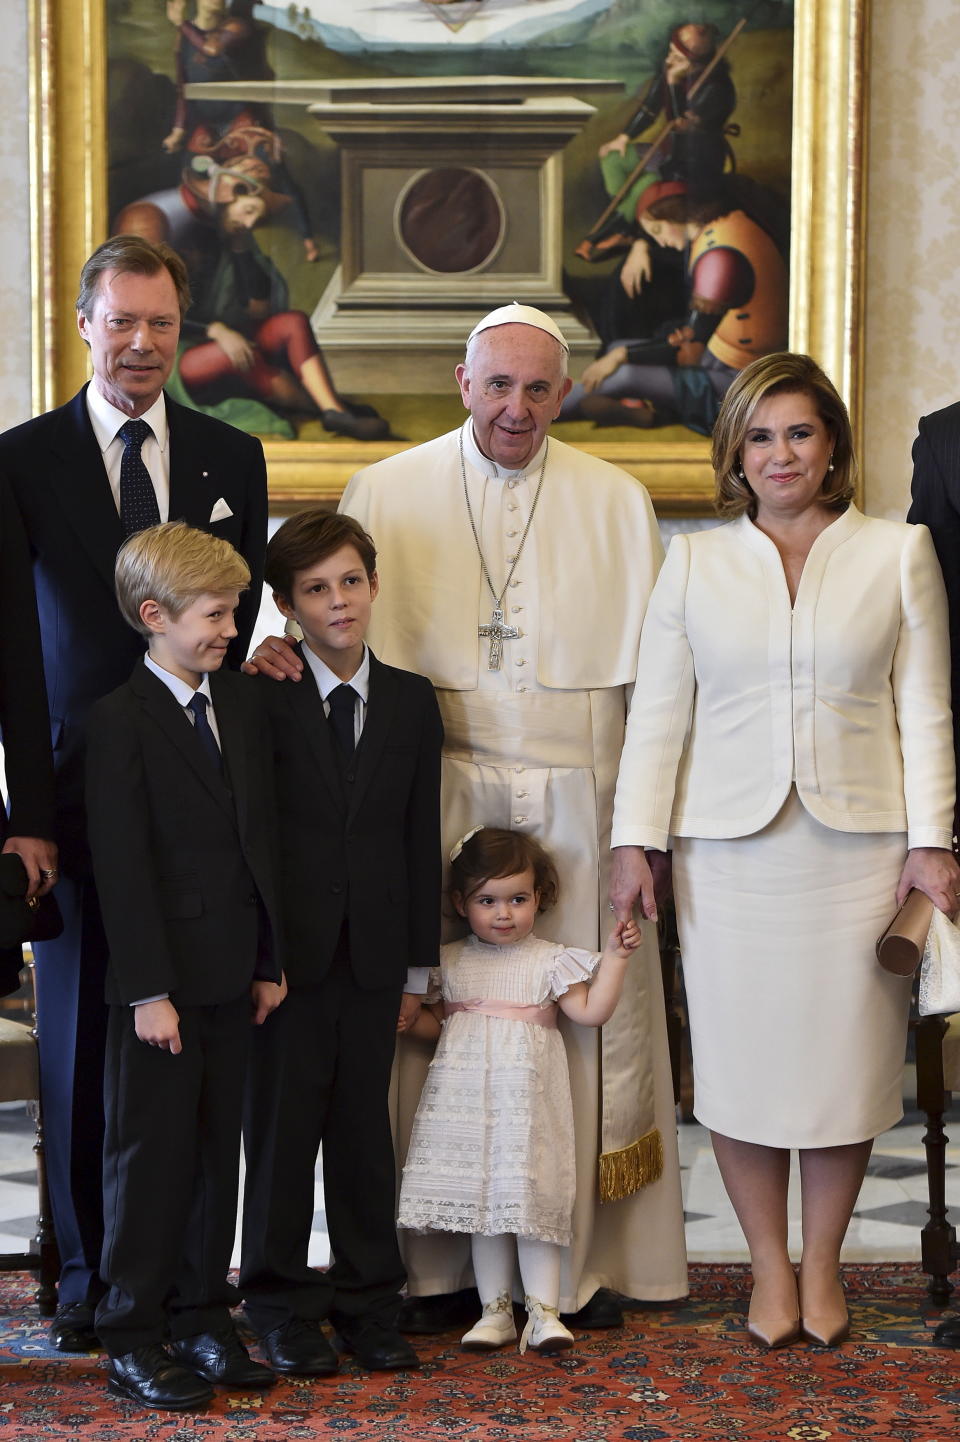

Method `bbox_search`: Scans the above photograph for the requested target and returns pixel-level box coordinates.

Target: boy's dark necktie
[187,692,222,773]
[117,418,161,538]
[327,684,357,759]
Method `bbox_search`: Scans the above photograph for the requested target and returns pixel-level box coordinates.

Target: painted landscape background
[106,0,794,445]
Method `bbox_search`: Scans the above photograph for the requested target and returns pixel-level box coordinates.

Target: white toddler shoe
[461,1292,517,1350]
[519,1296,575,1354]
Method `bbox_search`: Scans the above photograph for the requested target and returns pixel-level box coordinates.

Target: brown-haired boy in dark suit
[240,510,442,1376]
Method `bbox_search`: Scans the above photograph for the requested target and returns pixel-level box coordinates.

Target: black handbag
[0,852,63,952]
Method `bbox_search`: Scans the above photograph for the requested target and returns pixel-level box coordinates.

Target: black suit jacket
[0,479,56,993]
[0,385,267,875]
[0,478,55,843]
[85,662,283,1007]
[908,402,960,830]
[257,647,442,990]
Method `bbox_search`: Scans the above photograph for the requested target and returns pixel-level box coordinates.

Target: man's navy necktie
[187,692,222,774]
[327,684,357,759]
[118,418,160,538]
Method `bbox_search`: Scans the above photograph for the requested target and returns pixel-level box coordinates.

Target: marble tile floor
[1,1078,958,1277]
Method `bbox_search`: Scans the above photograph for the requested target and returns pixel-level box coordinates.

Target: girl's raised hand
[608,918,642,957]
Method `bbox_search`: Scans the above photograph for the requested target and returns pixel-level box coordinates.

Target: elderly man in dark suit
[0,235,267,1350]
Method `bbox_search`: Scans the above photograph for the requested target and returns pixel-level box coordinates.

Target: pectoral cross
[479,606,519,670]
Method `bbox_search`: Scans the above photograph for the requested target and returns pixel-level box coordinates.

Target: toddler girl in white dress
[397,826,639,1353]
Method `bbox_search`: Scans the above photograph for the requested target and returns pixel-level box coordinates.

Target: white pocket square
[209,497,234,522]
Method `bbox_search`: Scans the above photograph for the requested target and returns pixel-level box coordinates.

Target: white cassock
[341,421,688,1308]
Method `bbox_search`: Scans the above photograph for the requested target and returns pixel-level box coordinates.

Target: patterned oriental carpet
[0,1266,957,1441]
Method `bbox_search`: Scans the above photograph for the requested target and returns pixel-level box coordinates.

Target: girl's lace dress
[397,932,598,1245]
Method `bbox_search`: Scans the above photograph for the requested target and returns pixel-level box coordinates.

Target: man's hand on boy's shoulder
[251,973,288,1025]
[241,635,303,682]
[134,999,182,1055]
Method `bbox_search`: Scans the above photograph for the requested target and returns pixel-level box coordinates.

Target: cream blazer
[611,506,955,851]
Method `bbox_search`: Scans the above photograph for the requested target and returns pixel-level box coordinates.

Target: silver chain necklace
[459,429,549,670]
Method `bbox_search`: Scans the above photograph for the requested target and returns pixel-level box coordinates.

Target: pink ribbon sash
[443,999,558,1029]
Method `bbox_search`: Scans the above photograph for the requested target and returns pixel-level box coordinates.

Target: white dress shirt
[301,643,370,743]
[144,653,220,746]
[86,383,171,521]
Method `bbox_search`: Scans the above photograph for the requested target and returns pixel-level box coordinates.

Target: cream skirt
[672,789,911,1149]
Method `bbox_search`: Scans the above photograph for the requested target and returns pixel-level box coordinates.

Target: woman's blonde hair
[712,352,857,519]
[115,521,250,636]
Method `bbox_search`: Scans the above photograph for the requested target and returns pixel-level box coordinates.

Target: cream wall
[0,3,31,434]
[863,0,960,518]
[0,2,956,519]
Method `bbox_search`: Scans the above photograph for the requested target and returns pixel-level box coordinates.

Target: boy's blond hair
[115,521,250,637]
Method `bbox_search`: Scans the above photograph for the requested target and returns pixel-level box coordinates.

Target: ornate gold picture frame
[28,1,867,513]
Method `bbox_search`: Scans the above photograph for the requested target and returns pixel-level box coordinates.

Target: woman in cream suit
[610,353,960,1350]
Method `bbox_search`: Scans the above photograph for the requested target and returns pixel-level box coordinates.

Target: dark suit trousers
[96,993,250,1356]
[241,935,405,1333]
[32,875,109,1306]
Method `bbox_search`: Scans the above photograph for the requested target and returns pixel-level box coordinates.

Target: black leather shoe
[934,1316,960,1349]
[561,1288,624,1330]
[398,1288,480,1334]
[170,1329,276,1388]
[49,1301,99,1352]
[334,1317,421,1371]
[259,1318,339,1376]
[107,1343,214,1411]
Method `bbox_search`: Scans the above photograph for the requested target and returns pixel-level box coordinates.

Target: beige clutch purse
[876,889,934,976]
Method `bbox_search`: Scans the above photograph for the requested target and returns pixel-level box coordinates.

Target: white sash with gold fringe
[437,686,662,1200]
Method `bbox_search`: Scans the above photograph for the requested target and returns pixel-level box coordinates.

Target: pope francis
[340,304,688,1323]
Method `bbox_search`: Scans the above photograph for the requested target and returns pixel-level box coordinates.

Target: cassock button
[515,658,526,667]
[506,529,518,538]
[516,789,529,799]
[331,882,344,894]
[513,815,528,825]
[346,772,356,783]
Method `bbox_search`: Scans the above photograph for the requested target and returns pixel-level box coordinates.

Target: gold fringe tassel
[598,1127,664,1202]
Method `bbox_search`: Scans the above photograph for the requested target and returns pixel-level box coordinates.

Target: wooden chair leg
[28,1099,60,1316]
[916,1014,958,1306]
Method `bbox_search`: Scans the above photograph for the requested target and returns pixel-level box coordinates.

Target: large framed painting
[29,0,867,512]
